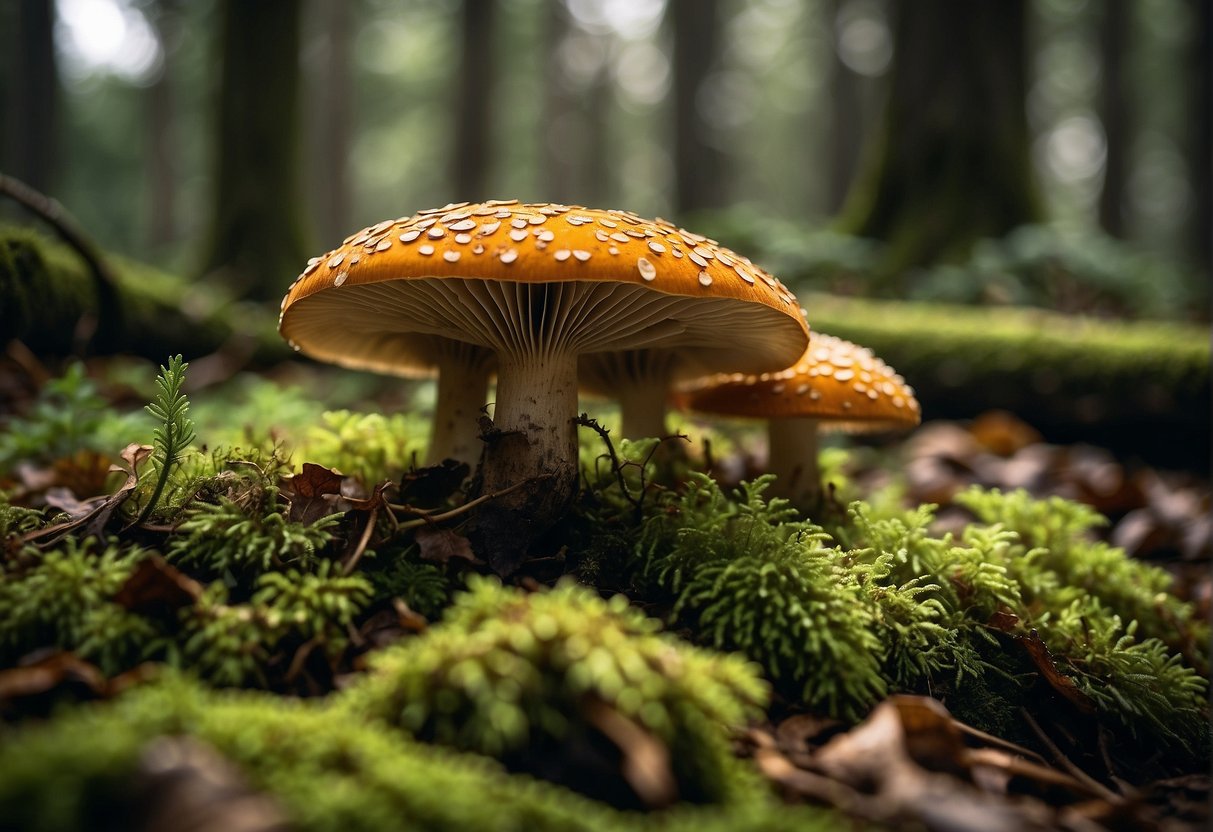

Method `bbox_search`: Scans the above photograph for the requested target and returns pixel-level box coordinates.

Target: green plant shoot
[137,355,196,524]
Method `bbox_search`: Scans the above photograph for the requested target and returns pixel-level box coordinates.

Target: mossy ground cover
[0,356,1208,830]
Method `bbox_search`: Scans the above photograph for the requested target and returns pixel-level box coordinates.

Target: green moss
[341,577,767,807]
[636,475,887,719]
[0,539,151,673]
[165,489,339,576]
[0,676,838,832]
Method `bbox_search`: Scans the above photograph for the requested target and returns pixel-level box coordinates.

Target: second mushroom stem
[766,417,821,510]
[427,347,493,466]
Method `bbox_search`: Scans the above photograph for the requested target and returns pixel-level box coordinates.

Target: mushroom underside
[283,278,807,572]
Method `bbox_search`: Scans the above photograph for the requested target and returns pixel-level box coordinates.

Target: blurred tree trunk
[454,0,494,199]
[1190,0,1211,279]
[146,0,179,249]
[5,0,58,193]
[1097,0,1129,238]
[584,67,612,205]
[309,0,352,246]
[838,0,1043,277]
[670,0,726,215]
[826,0,863,214]
[200,0,310,301]
[541,1,577,202]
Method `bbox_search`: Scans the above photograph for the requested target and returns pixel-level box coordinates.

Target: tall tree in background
[541,1,577,203]
[308,0,352,246]
[453,0,494,199]
[839,0,1043,275]
[1097,0,1129,238]
[826,0,864,214]
[1191,0,1211,279]
[146,0,180,249]
[670,0,726,216]
[200,0,309,300]
[5,0,59,193]
[540,1,612,205]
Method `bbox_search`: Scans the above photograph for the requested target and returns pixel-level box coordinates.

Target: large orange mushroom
[279,200,809,571]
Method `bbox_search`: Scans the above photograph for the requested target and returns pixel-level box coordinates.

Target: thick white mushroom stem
[478,349,581,515]
[766,417,821,510]
[426,346,494,466]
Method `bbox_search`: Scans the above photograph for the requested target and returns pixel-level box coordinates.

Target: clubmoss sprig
[136,355,196,524]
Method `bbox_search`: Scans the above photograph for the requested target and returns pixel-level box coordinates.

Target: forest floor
[0,353,1209,832]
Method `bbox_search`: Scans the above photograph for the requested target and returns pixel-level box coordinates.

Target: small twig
[284,637,321,684]
[393,478,541,532]
[341,506,379,576]
[1020,708,1120,803]
[950,717,1048,766]
[574,414,642,515]
[1096,727,1130,795]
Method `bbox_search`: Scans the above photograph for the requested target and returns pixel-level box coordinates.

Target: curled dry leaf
[413,525,481,566]
[0,651,107,704]
[22,443,152,544]
[282,462,345,525]
[113,554,204,618]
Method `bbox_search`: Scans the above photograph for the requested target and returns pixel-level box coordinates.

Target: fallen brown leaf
[414,525,481,565]
[282,462,345,525]
[113,554,204,617]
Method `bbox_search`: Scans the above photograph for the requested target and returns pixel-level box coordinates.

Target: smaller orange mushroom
[678,333,921,509]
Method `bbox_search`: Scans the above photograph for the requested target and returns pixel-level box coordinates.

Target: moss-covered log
[0,226,287,362]
[805,293,1211,470]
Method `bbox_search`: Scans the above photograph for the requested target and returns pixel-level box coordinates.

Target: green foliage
[0,676,840,832]
[637,475,886,720]
[165,488,339,576]
[0,362,145,474]
[137,355,197,523]
[0,538,151,671]
[955,487,1204,654]
[342,577,767,805]
[0,495,45,538]
[299,409,427,485]
[1035,600,1209,749]
[364,544,452,618]
[182,565,372,687]
[909,225,1203,320]
[252,562,374,655]
[839,492,1209,754]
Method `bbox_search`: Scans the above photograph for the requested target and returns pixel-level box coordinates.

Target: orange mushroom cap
[678,333,921,430]
[278,200,808,380]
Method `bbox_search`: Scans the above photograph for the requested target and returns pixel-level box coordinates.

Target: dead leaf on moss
[114,554,203,617]
[0,651,107,703]
[282,462,345,525]
[414,525,481,565]
[23,443,151,544]
[1015,630,1098,714]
